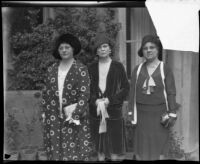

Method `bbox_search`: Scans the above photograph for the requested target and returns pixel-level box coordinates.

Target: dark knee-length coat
[88,60,130,119]
[88,60,130,156]
[41,60,92,161]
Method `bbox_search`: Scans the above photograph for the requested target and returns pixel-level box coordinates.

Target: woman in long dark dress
[41,33,92,161]
[88,33,129,161]
[128,35,179,160]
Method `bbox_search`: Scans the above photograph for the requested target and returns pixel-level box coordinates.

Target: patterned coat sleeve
[41,71,49,114]
[71,65,90,120]
[41,64,55,114]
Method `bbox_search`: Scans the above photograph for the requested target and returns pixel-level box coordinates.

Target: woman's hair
[52,33,81,60]
[138,35,163,61]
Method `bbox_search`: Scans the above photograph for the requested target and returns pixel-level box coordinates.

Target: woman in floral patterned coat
[41,33,92,161]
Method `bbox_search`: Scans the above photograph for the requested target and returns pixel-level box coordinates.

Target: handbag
[160,112,177,128]
[160,112,170,127]
[63,103,80,125]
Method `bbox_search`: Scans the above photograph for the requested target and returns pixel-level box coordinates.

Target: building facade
[3,6,199,160]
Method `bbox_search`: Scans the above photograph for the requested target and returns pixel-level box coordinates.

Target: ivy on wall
[8,8,121,90]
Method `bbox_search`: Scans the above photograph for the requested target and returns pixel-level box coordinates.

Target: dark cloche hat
[93,33,113,53]
[138,34,163,61]
[53,33,81,59]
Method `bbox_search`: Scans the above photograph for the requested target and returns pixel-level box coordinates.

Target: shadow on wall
[4,90,45,160]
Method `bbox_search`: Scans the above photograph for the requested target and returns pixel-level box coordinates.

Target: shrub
[5,109,22,152]
[8,8,121,90]
[165,130,187,160]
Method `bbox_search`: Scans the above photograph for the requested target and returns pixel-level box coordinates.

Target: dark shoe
[133,154,136,160]
[105,157,111,161]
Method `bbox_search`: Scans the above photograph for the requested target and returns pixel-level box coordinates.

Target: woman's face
[142,42,159,62]
[58,43,74,60]
[97,43,111,58]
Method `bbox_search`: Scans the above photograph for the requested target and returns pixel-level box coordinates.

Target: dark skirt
[89,116,126,158]
[133,103,170,160]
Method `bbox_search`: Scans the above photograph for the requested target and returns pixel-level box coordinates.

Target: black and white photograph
[3,0,199,161]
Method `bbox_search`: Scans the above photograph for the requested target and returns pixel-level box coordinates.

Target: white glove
[95,99,103,106]
[104,98,109,108]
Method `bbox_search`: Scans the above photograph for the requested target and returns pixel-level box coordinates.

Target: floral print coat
[41,60,92,161]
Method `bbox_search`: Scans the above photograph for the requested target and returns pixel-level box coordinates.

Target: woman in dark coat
[88,33,130,161]
[41,33,92,161]
[128,35,180,160]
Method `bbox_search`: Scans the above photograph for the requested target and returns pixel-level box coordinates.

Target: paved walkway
[90,151,199,161]
[89,152,133,161]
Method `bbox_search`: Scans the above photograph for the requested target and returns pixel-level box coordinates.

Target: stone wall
[4,90,44,155]
[4,90,132,160]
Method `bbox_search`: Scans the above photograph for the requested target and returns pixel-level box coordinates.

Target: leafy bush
[165,130,187,160]
[8,8,121,90]
[5,109,22,152]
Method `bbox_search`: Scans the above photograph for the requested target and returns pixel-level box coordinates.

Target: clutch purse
[160,112,170,127]
[63,103,77,121]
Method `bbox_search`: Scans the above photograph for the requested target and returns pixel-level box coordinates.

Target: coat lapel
[63,60,76,87]
[61,60,77,105]
[50,60,77,108]
[97,60,113,97]
[47,61,59,111]
[49,61,59,94]
[104,60,113,94]
[104,60,113,96]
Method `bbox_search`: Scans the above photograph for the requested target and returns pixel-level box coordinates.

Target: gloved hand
[126,112,137,128]
[95,99,104,106]
[103,98,109,108]
[41,113,46,123]
[165,116,177,129]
